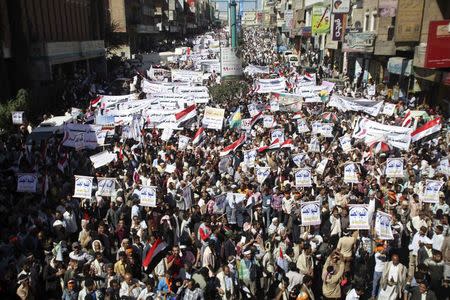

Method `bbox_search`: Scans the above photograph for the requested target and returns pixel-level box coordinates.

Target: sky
[213,0,261,14]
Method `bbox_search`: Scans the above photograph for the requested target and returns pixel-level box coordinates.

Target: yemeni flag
[401,109,413,127]
[175,104,197,125]
[411,117,442,142]
[280,139,294,149]
[192,127,206,145]
[220,134,246,157]
[249,111,263,128]
[258,138,281,152]
[143,238,170,272]
[90,96,102,108]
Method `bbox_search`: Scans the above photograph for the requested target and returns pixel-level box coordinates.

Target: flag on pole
[229,108,242,128]
[143,238,169,272]
[192,127,206,145]
[220,134,246,156]
[411,117,442,142]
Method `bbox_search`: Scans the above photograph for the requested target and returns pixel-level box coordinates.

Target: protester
[0,27,449,300]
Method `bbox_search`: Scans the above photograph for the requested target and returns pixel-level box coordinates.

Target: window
[370,11,377,32]
[364,13,369,32]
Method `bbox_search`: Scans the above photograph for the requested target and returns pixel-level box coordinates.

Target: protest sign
[139,186,157,207]
[438,157,450,176]
[328,95,383,116]
[344,163,359,183]
[353,117,412,150]
[297,119,310,133]
[12,111,24,124]
[178,135,190,150]
[320,123,334,137]
[241,118,252,131]
[382,103,396,116]
[271,128,285,143]
[348,204,370,230]
[309,138,321,152]
[254,78,286,93]
[97,177,116,197]
[202,106,225,130]
[292,153,306,168]
[244,149,257,167]
[244,64,270,75]
[301,201,321,225]
[270,99,280,112]
[295,168,312,187]
[421,180,444,203]
[339,135,352,152]
[263,115,275,128]
[90,151,116,169]
[161,128,174,141]
[73,176,94,198]
[17,173,37,193]
[311,122,322,135]
[62,124,103,149]
[316,158,329,175]
[256,167,271,184]
[375,211,394,240]
[385,158,404,178]
[74,133,85,151]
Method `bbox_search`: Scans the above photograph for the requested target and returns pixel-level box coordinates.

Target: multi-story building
[0,0,106,102]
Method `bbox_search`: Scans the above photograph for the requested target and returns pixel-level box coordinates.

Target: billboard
[311,4,331,35]
[331,13,346,41]
[425,20,450,68]
[394,0,424,42]
[378,0,398,17]
[331,0,350,14]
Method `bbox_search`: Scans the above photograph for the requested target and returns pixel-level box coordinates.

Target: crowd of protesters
[0,27,449,300]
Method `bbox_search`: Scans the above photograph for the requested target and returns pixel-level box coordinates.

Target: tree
[208,80,249,104]
[0,89,30,133]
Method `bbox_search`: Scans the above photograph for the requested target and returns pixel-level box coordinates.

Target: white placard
[90,151,116,169]
[297,119,310,133]
[320,123,334,138]
[244,149,257,167]
[348,204,370,230]
[301,201,321,225]
[382,103,396,116]
[271,128,285,143]
[421,180,444,203]
[295,168,312,187]
[73,176,94,198]
[344,163,359,183]
[385,158,404,178]
[263,115,275,128]
[97,177,116,197]
[139,186,157,207]
[256,167,271,184]
[12,111,24,124]
[241,118,252,131]
[311,122,322,135]
[292,153,306,168]
[74,133,85,151]
[178,135,190,150]
[309,138,320,152]
[438,157,450,176]
[165,164,176,173]
[316,158,329,175]
[161,128,174,141]
[17,173,37,193]
[202,106,225,130]
[270,100,280,112]
[339,135,352,152]
[375,211,394,240]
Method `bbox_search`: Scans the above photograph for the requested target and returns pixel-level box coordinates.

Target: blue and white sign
[385,158,404,178]
[271,128,285,143]
[17,173,37,193]
[140,186,157,207]
[375,211,394,240]
[422,180,444,203]
[74,175,94,198]
[348,204,370,230]
[256,167,271,184]
[301,201,321,225]
[344,163,359,183]
[244,149,257,167]
[295,168,312,187]
[97,177,116,197]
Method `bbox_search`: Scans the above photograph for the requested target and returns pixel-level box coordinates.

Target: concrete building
[0,0,106,102]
